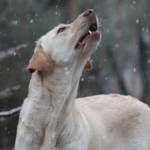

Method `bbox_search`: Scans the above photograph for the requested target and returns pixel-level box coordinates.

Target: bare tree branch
[0,106,21,118]
[0,43,28,62]
[0,85,21,99]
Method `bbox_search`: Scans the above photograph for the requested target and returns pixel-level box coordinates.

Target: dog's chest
[20,99,52,129]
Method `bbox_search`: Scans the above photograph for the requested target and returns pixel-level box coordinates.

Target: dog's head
[28,9,101,73]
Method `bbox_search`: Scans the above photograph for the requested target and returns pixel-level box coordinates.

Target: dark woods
[0,0,150,149]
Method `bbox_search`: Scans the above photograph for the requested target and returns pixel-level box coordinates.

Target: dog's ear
[27,44,54,73]
[84,60,93,70]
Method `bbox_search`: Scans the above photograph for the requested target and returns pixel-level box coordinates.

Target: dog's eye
[57,27,67,34]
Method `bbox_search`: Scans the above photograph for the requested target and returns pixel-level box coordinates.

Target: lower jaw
[79,32,101,58]
[89,31,100,40]
[75,31,100,50]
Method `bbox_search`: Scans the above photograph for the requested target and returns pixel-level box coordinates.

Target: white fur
[15,11,150,150]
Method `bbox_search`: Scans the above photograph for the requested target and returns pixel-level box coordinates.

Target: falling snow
[104,77,108,81]
[136,19,140,24]
[0,1,150,149]
[30,19,34,23]
[11,20,18,25]
[106,28,110,33]
[114,43,120,49]
[81,77,85,82]
[132,0,136,5]
[13,52,16,56]
[133,68,137,73]
[146,29,149,33]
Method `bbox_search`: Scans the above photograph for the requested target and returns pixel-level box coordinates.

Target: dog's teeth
[88,31,92,34]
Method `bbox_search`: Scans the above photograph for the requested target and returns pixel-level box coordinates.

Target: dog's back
[76,94,150,150]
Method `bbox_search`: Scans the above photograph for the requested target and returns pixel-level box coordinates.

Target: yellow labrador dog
[15,9,150,150]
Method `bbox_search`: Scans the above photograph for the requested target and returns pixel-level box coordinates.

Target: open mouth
[75,23,99,49]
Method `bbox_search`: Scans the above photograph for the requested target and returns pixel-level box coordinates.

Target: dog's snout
[83,9,94,17]
[81,9,97,26]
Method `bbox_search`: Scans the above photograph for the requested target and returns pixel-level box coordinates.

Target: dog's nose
[83,9,94,17]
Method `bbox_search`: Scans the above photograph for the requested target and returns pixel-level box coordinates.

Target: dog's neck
[28,62,83,106]
[27,61,84,145]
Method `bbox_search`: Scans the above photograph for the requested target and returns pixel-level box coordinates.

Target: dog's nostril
[83,9,94,17]
[88,9,93,14]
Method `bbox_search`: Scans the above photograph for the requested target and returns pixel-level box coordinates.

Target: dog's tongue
[79,32,100,58]
[77,34,90,49]
[77,32,100,49]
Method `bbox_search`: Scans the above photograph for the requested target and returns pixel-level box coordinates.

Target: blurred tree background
[0,0,150,149]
